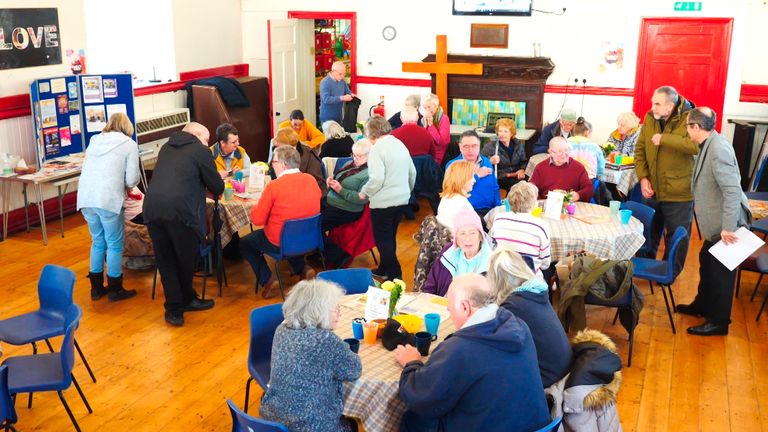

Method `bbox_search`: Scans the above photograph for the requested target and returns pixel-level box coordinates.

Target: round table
[486,202,645,262]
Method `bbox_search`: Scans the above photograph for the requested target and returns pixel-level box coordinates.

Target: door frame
[632,17,733,128]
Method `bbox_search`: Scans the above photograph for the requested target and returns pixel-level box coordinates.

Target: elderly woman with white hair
[419,93,452,165]
[488,248,572,388]
[260,279,362,432]
[388,94,423,130]
[319,120,355,159]
[606,111,641,156]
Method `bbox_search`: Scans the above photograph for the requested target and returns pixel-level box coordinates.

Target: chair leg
[627,308,635,368]
[274,261,287,299]
[244,377,253,414]
[370,249,379,266]
[152,265,158,300]
[750,274,764,303]
[319,252,327,271]
[70,374,92,413]
[736,268,741,298]
[201,254,209,300]
[57,390,82,432]
[74,339,97,383]
[44,338,55,352]
[757,290,768,322]
[668,284,677,312]
[28,342,37,408]
[660,284,676,334]
[612,310,619,325]
[648,280,654,295]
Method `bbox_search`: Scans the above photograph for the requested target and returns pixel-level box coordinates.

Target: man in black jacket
[144,122,225,326]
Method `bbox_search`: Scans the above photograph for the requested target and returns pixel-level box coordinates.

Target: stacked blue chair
[243,304,284,413]
[259,214,325,299]
[227,399,288,432]
[0,365,17,432]
[2,306,92,432]
[317,268,374,295]
[0,264,96,408]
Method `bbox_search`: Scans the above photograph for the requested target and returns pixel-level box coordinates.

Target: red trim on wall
[134,82,187,97]
[2,191,78,238]
[544,85,634,97]
[0,94,31,120]
[356,76,432,88]
[178,64,249,81]
[740,84,768,103]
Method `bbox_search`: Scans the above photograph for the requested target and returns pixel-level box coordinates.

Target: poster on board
[81,76,103,103]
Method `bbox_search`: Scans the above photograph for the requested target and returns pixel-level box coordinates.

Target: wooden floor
[2,202,768,431]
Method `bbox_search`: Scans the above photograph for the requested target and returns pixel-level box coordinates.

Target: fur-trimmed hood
[566,329,623,411]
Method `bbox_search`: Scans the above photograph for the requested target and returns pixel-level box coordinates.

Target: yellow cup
[363,322,378,345]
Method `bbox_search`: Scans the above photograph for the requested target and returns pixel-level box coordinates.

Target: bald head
[183,122,210,146]
[330,61,347,82]
[548,136,570,166]
[450,274,494,308]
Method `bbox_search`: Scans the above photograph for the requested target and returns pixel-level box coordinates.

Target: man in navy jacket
[394,273,551,432]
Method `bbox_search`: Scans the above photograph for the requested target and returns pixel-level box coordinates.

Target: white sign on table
[544,191,565,220]
[364,286,391,321]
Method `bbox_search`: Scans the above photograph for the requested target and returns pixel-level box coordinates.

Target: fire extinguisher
[370,96,386,117]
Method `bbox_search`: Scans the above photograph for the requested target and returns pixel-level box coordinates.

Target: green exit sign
[674,1,702,11]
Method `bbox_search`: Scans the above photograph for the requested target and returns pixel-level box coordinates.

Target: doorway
[632,18,733,130]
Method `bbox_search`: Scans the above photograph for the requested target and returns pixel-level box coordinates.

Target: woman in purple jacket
[423,209,493,296]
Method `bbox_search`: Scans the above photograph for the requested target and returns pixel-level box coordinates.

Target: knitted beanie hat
[453,209,484,246]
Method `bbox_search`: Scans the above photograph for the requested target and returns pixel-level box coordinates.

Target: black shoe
[676,303,703,317]
[687,322,728,336]
[165,311,184,326]
[184,297,215,312]
[107,275,137,302]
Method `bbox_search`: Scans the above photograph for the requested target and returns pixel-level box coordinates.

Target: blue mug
[352,317,365,339]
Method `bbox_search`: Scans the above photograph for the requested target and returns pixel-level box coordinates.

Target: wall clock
[382,25,397,41]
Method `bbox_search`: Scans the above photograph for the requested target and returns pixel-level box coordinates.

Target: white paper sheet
[544,191,565,220]
[364,286,391,321]
[708,226,765,271]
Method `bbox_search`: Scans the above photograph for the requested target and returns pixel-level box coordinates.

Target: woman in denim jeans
[77,113,141,301]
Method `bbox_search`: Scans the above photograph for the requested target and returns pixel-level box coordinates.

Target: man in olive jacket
[678,108,752,336]
[634,86,698,273]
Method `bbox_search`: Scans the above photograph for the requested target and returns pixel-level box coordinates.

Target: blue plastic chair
[631,226,689,334]
[0,265,96,389]
[333,157,353,175]
[261,214,325,299]
[534,416,563,432]
[2,306,92,432]
[244,304,284,413]
[628,182,643,203]
[585,286,636,367]
[227,399,288,432]
[621,201,655,257]
[0,365,17,432]
[317,268,374,295]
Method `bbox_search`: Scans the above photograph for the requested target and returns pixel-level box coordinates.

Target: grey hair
[506,181,538,213]
[687,107,716,132]
[421,93,440,107]
[450,273,495,308]
[352,138,372,155]
[405,94,421,109]
[487,247,536,304]
[282,279,345,329]
[655,86,679,105]
[364,115,392,140]
[616,112,640,129]
[273,145,301,169]
[322,120,347,140]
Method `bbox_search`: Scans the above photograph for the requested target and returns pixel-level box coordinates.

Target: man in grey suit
[678,107,752,336]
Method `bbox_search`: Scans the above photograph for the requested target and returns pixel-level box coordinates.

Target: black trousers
[692,240,736,326]
[371,205,407,280]
[147,221,200,314]
[321,205,363,266]
[642,197,693,275]
[497,175,523,192]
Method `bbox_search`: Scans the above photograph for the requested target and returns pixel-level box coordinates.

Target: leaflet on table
[364,286,391,321]
[544,191,565,220]
[397,293,451,321]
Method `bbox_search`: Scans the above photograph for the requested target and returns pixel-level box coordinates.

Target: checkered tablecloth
[206,196,260,246]
[486,202,645,262]
[602,167,639,196]
[335,293,455,432]
[525,153,549,177]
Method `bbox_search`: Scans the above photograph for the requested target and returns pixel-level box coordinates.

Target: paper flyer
[85,106,106,132]
[57,94,68,114]
[68,81,78,98]
[39,81,50,93]
[44,128,60,156]
[40,99,57,128]
[709,227,765,271]
[544,191,565,220]
[364,286,391,321]
[103,79,118,98]
[68,100,79,112]
[106,103,127,119]
[70,115,82,134]
[50,78,66,93]
[60,127,72,147]
[82,76,103,103]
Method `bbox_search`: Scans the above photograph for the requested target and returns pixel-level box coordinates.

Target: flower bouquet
[600,142,615,158]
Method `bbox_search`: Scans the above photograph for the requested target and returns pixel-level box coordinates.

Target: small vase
[566,203,576,215]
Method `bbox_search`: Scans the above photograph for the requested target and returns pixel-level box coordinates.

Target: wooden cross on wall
[402,35,483,107]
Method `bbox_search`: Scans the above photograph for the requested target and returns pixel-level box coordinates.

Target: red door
[633,18,733,130]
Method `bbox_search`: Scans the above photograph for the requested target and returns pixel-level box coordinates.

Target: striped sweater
[490,211,552,273]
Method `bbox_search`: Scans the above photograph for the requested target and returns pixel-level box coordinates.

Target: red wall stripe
[543,85,634,97]
[356,76,432,87]
[0,94,31,120]
[740,84,768,103]
[2,191,77,238]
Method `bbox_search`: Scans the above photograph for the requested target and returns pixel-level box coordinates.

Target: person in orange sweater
[277,109,325,149]
[240,145,322,298]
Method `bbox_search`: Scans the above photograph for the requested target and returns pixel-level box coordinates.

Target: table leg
[139,157,149,191]
[58,184,65,238]
[35,183,48,245]
[1,181,10,240]
[22,183,30,232]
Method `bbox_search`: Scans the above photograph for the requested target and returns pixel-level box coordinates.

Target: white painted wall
[172,0,243,74]
[242,0,768,143]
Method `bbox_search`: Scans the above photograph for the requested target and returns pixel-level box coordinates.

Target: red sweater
[250,171,321,245]
[391,123,435,158]
[529,157,594,202]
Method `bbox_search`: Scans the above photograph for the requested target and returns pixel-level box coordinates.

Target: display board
[30,75,83,167]
[78,73,137,151]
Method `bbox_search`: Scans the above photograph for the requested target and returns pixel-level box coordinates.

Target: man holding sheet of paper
[679,107,752,336]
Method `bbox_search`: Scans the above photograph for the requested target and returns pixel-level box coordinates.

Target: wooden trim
[544,85,634,97]
[356,76,432,87]
[0,94,31,120]
[469,23,509,49]
[740,84,768,103]
[2,191,78,238]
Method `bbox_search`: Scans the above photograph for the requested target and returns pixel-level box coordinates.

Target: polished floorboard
[1,201,768,431]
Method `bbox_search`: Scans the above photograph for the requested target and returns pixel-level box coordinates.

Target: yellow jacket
[210,144,248,173]
[277,119,325,148]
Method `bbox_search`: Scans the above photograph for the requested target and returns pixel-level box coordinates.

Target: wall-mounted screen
[453,0,532,16]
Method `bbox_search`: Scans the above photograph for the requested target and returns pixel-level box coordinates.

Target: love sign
[0,8,62,70]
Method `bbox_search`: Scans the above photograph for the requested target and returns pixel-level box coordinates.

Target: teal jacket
[326,162,369,212]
